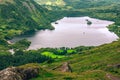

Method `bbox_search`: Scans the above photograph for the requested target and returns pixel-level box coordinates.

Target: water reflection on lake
[11,16,119,49]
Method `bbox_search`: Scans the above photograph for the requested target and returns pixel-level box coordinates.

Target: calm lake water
[11,16,119,49]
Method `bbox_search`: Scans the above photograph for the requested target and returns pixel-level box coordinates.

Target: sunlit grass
[41,52,65,59]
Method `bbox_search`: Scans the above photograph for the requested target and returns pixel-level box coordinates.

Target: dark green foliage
[14,49,24,55]
[64,0,119,9]
[38,47,76,55]
[109,24,120,37]
[75,46,94,54]
[36,0,120,10]
[63,77,73,80]
[0,38,8,45]
[0,51,53,70]
[86,19,92,25]
[0,0,57,40]
[11,39,31,50]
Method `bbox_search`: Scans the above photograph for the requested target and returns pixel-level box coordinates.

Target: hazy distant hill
[35,0,65,6]
[35,0,120,10]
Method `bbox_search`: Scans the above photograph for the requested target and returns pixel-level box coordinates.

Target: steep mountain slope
[0,0,54,39]
[0,0,64,62]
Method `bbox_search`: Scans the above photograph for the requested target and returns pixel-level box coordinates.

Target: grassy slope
[35,0,120,10]
[30,0,120,79]
[0,0,55,39]
[0,0,120,79]
[31,40,120,80]
[41,52,65,58]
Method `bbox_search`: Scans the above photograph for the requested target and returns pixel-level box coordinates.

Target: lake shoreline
[11,16,119,50]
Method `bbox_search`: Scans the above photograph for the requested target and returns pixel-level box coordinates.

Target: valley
[11,16,118,49]
[0,0,120,80]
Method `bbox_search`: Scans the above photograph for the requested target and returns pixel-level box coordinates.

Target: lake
[11,16,119,49]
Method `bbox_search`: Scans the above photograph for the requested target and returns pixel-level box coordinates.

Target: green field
[41,52,65,58]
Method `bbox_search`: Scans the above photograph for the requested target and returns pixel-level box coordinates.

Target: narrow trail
[106,73,120,80]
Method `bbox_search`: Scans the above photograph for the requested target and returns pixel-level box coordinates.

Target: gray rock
[52,62,72,72]
[0,67,23,80]
[0,66,39,80]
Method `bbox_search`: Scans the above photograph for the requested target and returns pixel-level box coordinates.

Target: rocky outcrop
[52,62,72,72]
[0,67,23,80]
[21,67,39,80]
[0,65,40,80]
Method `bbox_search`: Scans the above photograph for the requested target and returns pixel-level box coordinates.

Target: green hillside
[31,1,120,80]
[0,0,65,68]
[31,40,120,80]
[64,0,120,9]
[35,0,120,10]
[0,0,120,80]
[0,0,62,56]
[0,0,55,40]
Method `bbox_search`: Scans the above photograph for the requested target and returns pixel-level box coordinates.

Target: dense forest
[0,0,120,80]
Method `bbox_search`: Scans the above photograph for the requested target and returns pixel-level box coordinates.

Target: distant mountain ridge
[35,0,120,10]
[35,0,65,6]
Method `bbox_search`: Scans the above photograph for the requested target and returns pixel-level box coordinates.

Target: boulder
[21,67,39,80]
[0,67,23,80]
[53,62,72,72]
[0,65,40,80]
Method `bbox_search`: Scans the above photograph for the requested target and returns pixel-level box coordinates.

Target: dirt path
[106,73,120,80]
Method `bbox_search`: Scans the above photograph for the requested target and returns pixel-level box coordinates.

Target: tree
[12,39,31,50]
